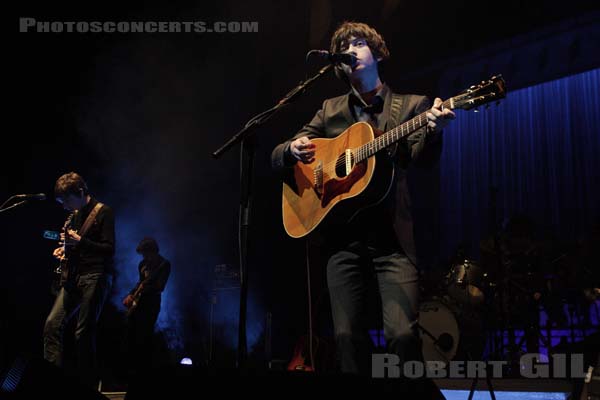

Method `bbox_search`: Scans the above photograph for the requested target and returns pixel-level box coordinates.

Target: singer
[42,171,115,389]
[271,21,455,376]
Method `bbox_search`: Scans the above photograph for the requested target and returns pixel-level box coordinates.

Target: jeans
[126,294,161,373]
[43,272,112,387]
[326,243,420,375]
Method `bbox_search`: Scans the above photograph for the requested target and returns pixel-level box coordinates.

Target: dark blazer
[271,86,442,266]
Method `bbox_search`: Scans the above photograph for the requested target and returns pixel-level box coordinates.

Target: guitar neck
[354,98,453,163]
[65,213,75,252]
[133,281,145,297]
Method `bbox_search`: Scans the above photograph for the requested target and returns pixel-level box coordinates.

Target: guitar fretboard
[354,98,453,162]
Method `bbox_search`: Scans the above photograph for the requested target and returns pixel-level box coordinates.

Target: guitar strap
[388,93,405,129]
[386,93,405,158]
[78,202,104,237]
[61,202,104,288]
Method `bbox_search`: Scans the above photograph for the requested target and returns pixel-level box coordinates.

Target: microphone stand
[212,62,334,370]
[0,196,30,214]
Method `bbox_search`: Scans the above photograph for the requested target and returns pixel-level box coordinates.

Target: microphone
[307,50,357,67]
[14,193,46,201]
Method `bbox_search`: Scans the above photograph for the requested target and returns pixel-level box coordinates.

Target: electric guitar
[125,258,168,317]
[125,282,145,318]
[55,213,75,288]
[281,75,506,238]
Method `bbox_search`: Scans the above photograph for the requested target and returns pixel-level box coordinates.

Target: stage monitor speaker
[0,355,108,400]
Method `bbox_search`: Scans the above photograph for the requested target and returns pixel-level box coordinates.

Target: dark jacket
[70,197,115,275]
[271,85,442,265]
[129,255,171,297]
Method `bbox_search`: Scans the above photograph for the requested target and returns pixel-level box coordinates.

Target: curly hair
[330,21,390,61]
[54,172,89,199]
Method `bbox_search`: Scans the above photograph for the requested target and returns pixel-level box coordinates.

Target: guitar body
[55,213,75,290]
[282,122,395,238]
[280,76,506,239]
[288,335,319,372]
[287,334,334,372]
[58,256,70,288]
[125,300,139,318]
[126,284,144,318]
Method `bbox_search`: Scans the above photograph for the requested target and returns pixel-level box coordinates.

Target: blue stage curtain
[440,68,600,259]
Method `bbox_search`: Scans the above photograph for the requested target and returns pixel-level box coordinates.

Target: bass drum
[418,299,460,365]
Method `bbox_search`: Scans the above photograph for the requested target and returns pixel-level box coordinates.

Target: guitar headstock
[452,75,506,111]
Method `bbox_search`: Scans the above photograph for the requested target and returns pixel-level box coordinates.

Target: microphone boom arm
[0,200,30,214]
[212,63,333,158]
[210,58,335,370]
[276,63,334,106]
[0,193,46,213]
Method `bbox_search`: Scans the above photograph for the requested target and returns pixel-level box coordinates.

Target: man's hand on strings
[53,247,65,260]
[426,97,456,133]
[123,295,134,308]
[290,136,316,164]
[61,229,81,246]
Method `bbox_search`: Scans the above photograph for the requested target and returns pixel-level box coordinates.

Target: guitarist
[43,172,115,389]
[271,22,455,376]
[122,237,171,374]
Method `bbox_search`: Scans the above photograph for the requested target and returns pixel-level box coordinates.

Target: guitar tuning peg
[473,108,479,113]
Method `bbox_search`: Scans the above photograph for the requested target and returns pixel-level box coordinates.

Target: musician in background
[577,217,600,312]
[44,172,115,389]
[271,21,455,376]
[122,237,171,374]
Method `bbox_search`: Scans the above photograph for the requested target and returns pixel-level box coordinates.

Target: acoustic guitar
[281,75,506,238]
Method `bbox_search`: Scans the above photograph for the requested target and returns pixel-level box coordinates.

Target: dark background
[3,0,600,375]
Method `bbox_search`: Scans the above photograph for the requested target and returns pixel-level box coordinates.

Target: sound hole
[334,152,354,178]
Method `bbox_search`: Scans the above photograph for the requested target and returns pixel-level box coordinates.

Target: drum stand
[466,295,497,400]
[467,362,497,400]
[415,318,497,400]
[467,301,498,400]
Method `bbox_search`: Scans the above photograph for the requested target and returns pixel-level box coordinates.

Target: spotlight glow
[180,357,193,366]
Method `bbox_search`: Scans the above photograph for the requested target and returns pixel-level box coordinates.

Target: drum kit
[418,257,488,365]
[418,223,600,373]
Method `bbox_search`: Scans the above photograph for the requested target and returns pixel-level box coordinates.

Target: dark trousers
[43,272,112,387]
[126,294,161,372]
[326,243,420,375]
